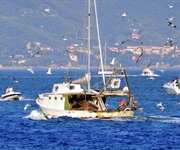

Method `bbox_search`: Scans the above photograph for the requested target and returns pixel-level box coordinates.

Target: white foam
[23,109,47,120]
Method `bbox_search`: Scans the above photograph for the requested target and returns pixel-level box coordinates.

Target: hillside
[0,0,179,68]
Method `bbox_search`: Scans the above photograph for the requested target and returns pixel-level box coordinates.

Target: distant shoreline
[0,65,180,70]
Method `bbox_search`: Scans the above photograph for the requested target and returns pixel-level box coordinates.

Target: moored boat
[46,68,52,75]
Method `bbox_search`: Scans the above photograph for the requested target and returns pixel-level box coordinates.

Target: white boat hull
[141,67,159,77]
[98,71,112,75]
[36,88,135,119]
[1,92,21,100]
[39,106,97,118]
[163,84,180,95]
[39,105,135,119]
[141,73,159,77]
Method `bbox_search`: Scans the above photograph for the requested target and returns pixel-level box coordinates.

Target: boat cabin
[52,83,84,94]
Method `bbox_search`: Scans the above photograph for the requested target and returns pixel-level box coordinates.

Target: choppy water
[0,68,180,150]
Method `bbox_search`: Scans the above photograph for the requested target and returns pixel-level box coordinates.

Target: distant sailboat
[98,42,113,76]
[110,58,116,65]
[27,67,34,74]
[46,68,52,75]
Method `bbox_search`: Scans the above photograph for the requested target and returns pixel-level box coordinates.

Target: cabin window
[55,86,58,91]
[49,97,51,100]
[55,97,57,100]
[69,86,75,90]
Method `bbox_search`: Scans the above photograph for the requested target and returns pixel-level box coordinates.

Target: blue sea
[0,68,180,150]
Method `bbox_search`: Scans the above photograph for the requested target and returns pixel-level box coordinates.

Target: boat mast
[104,41,107,69]
[94,0,105,86]
[87,0,91,92]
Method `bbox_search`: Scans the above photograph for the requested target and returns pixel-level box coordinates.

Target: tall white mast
[94,0,105,86]
[87,0,91,91]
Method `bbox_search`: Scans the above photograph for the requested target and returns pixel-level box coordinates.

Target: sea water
[0,68,180,150]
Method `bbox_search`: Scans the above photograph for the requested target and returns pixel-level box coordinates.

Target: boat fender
[123,86,129,93]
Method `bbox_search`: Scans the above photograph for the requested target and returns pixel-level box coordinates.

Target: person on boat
[5,87,9,94]
[8,86,14,92]
[117,99,127,110]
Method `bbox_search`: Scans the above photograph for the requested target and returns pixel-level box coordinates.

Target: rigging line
[91,80,104,89]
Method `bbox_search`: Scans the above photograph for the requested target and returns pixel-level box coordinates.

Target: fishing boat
[36,1,137,119]
[36,67,137,119]
[46,68,52,75]
[163,77,180,95]
[1,86,21,101]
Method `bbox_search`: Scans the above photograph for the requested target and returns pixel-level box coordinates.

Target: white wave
[104,116,135,122]
[83,118,99,121]
[19,96,35,101]
[19,96,24,100]
[102,115,180,124]
[125,75,139,77]
[23,109,47,120]
[150,115,180,123]
[130,115,180,124]
[105,103,109,107]
[0,98,9,101]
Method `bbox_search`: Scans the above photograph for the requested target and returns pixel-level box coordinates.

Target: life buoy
[111,78,121,89]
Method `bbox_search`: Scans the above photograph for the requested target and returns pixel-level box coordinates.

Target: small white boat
[1,91,21,101]
[141,67,159,77]
[163,78,180,95]
[46,68,52,75]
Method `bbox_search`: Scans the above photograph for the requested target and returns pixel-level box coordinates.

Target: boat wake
[23,109,47,120]
[0,98,8,101]
[19,96,35,101]
[134,115,180,123]
[19,96,24,100]
[149,115,180,123]
[103,115,180,123]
